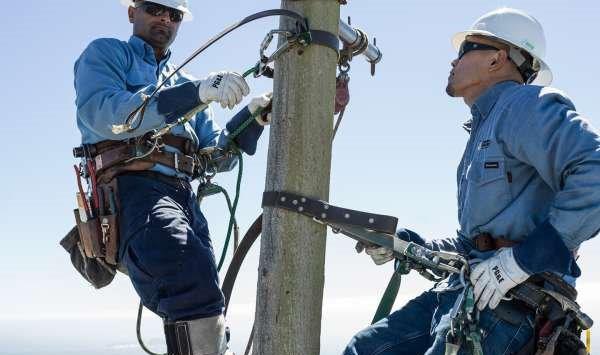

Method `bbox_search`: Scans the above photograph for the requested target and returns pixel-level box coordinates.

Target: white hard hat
[452,7,552,85]
[121,0,193,21]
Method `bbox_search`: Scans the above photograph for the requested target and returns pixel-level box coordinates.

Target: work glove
[248,92,273,126]
[365,246,395,265]
[198,71,250,109]
[357,228,426,266]
[469,248,530,311]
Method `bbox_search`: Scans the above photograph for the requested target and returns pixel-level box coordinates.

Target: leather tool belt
[63,134,198,288]
[92,135,198,183]
[472,232,517,251]
[497,272,593,355]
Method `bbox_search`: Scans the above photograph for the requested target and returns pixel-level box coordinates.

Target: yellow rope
[586,328,591,354]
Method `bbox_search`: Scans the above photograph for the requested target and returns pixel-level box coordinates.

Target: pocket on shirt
[468,157,508,186]
[464,156,511,222]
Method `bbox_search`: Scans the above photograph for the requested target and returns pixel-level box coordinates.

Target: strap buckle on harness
[173,153,180,172]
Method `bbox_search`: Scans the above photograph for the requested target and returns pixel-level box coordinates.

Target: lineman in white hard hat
[345,7,599,355]
[72,1,273,354]
[121,0,193,21]
[450,6,552,86]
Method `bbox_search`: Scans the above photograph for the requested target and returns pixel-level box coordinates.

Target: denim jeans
[343,289,533,355]
[117,173,224,321]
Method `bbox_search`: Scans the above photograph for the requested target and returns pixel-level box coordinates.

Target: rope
[136,302,165,355]
[217,150,243,271]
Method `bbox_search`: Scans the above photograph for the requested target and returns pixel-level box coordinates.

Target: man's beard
[446,82,456,97]
[148,26,174,47]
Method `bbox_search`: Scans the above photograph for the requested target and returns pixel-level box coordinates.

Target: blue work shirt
[451,80,600,277]
[74,35,262,178]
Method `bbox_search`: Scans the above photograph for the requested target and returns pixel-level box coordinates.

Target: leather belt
[94,145,196,177]
[87,134,196,156]
[472,232,517,251]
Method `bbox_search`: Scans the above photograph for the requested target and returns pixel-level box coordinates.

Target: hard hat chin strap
[507,46,538,83]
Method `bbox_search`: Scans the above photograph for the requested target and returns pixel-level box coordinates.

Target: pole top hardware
[338,17,382,76]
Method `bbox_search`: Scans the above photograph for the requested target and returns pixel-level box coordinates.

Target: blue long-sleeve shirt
[452,80,600,276]
[74,35,263,177]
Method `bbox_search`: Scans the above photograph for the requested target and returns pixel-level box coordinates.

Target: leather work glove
[198,71,250,109]
[248,92,273,126]
[469,248,530,311]
[357,228,426,266]
[365,245,395,265]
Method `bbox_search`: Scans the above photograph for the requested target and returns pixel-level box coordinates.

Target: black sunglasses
[135,1,184,23]
[458,41,500,59]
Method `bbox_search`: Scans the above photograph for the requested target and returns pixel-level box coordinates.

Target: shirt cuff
[157,81,203,123]
[513,220,581,277]
[225,106,264,155]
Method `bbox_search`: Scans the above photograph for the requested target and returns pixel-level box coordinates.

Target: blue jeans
[117,173,224,321]
[343,289,533,355]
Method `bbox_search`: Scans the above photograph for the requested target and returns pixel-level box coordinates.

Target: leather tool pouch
[60,179,121,288]
[60,225,116,289]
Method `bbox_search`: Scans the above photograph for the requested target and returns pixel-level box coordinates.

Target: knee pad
[164,314,231,355]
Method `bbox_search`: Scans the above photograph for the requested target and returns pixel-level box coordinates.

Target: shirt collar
[128,35,172,65]
[470,80,521,121]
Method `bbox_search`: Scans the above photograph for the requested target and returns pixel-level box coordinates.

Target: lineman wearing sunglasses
[347,7,599,355]
[73,1,272,354]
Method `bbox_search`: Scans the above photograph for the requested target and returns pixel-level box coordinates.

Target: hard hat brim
[451,30,552,86]
[120,0,193,21]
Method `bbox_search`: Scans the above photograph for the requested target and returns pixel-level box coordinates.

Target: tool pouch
[60,225,116,289]
[60,179,121,288]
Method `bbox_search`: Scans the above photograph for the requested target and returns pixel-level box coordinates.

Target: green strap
[371,260,411,324]
[371,271,402,324]
[465,287,483,355]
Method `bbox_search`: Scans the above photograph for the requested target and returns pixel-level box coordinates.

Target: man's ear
[489,50,509,72]
[128,7,135,23]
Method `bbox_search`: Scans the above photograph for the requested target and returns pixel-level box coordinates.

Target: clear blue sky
[1,1,599,354]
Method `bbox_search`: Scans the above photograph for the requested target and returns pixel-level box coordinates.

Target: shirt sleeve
[74,39,164,140]
[501,87,600,251]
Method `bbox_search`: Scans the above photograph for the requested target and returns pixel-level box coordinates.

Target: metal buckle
[173,153,180,172]
[101,217,110,244]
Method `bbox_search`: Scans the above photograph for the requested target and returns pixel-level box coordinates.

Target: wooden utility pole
[252,1,340,354]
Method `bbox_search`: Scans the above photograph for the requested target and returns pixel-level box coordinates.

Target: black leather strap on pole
[223,215,263,315]
[310,29,340,55]
[262,190,398,234]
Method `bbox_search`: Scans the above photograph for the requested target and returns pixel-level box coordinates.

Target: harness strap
[261,190,398,234]
[94,144,197,177]
[80,134,196,157]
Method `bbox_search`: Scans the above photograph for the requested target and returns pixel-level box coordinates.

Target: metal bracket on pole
[338,17,383,75]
